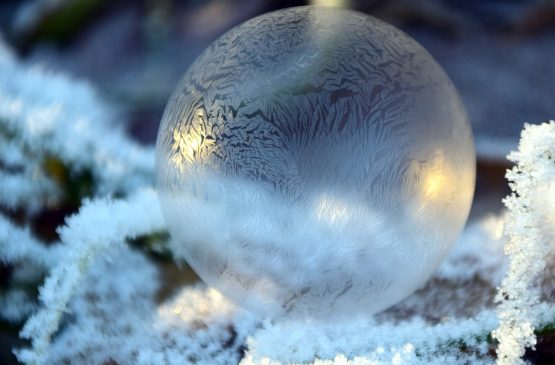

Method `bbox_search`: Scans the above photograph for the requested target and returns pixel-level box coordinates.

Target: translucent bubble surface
[156,6,475,320]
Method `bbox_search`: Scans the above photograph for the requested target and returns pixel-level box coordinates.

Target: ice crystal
[0,28,553,365]
[493,121,555,365]
[156,6,475,320]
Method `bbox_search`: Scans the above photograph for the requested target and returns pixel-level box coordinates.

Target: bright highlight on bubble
[156,6,475,320]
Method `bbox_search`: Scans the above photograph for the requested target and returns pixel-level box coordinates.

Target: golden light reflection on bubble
[157,289,233,324]
[415,149,475,225]
[310,0,350,7]
[170,108,210,170]
[422,151,451,200]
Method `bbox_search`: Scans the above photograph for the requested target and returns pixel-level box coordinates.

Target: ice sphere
[156,6,475,320]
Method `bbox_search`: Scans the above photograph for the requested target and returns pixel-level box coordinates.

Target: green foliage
[128,230,172,261]
[537,320,555,336]
[43,156,94,206]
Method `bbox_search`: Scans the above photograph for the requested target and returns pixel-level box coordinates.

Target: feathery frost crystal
[156,6,475,319]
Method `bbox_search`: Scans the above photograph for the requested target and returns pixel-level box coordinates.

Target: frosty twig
[493,121,555,365]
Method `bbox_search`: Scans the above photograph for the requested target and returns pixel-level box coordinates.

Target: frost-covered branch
[0,39,154,211]
[0,290,39,323]
[16,189,164,365]
[0,171,57,211]
[0,38,159,332]
[493,121,555,365]
[0,214,62,323]
[243,310,497,365]
[0,214,62,268]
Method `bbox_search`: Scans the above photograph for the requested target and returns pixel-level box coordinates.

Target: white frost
[0,39,553,365]
[492,121,555,365]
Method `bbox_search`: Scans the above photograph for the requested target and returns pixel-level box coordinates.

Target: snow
[0,36,553,365]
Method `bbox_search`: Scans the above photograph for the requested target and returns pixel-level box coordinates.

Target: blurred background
[1,0,555,213]
[0,0,554,363]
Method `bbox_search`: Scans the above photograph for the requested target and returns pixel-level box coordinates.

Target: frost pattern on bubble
[156,6,475,320]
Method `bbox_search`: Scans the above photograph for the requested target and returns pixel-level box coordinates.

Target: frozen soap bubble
[156,6,475,320]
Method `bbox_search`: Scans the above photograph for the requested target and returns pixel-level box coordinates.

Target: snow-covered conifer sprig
[493,121,555,365]
[0,39,154,212]
[0,214,64,323]
[15,188,165,365]
[0,214,62,268]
